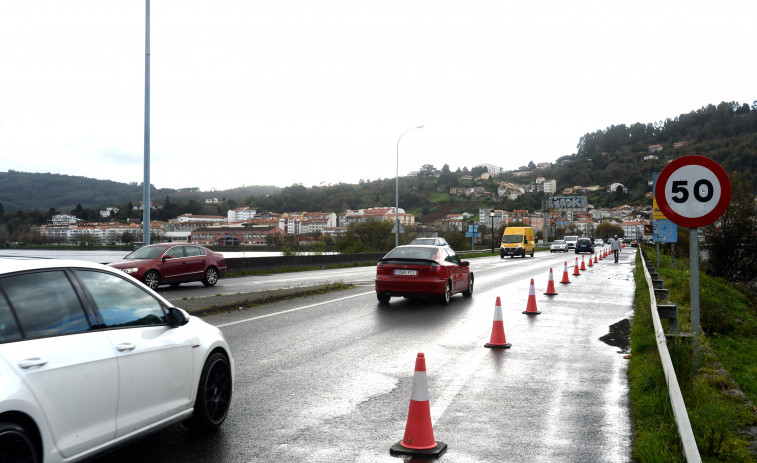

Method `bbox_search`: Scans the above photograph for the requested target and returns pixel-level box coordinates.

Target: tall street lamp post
[395,125,424,247]
[490,209,495,254]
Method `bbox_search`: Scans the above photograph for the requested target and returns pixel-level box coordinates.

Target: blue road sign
[653,219,678,243]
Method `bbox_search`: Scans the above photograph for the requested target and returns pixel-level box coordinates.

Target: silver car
[550,240,568,252]
[0,259,234,463]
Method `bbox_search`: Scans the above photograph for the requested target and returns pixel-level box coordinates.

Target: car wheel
[377,292,391,304]
[202,267,219,287]
[463,274,474,297]
[184,352,233,432]
[440,281,452,305]
[143,270,160,290]
[530,249,535,257]
[0,422,39,463]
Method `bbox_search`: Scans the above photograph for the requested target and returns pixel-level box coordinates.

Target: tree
[596,222,624,240]
[703,174,757,283]
[335,218,394,253]
[419,164,437,179]
[121,231,135,245]
[443,230,468,251]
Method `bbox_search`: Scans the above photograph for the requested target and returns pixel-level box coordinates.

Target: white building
[51,214,78,224]
[227,207,256,223]
[543,179,557,194]
[475,163,504,176]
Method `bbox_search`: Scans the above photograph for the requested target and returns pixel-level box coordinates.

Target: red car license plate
[394,269,417,276]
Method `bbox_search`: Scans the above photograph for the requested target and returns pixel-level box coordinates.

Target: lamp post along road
[395,125,423,247]
[490,209,495,254]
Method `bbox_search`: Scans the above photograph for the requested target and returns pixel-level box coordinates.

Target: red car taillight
[376,262,386,275]
[428,263,442,274]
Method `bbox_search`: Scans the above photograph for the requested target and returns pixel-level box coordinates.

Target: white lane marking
[430,348,487,425]
[215,291,375,328]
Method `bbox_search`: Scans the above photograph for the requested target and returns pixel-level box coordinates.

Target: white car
[550,240,568,252]
[0,259,234,463]
[594,239,604,246]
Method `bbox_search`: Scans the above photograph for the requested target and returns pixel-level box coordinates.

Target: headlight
[121,267,140,274]
[517,244,523,248]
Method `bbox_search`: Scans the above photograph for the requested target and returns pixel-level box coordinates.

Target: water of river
[0,249,288,264]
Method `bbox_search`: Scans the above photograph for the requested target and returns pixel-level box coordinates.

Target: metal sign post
[465,224,480,251]
[655,156,731,340]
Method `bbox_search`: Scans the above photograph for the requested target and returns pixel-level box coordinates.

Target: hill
[2,101,755,220]
[0,170,280,213]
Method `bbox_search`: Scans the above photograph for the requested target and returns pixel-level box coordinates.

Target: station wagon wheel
[143,270,160,290]
[0,422,39,463]
[440,281,452,305]
[463,274,474,297]
[184,352,232,432]
[202,267,219,287]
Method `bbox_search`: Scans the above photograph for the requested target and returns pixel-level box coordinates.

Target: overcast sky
[1,1,754,192]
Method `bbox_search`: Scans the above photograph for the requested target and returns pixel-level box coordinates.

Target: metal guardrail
[640,249,701,462]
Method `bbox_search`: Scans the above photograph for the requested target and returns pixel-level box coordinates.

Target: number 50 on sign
[654,155,731,228]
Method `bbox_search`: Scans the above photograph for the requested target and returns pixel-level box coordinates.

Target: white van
[563,235,579,250]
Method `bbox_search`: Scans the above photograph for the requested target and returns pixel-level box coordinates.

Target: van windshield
[502,235,524,244]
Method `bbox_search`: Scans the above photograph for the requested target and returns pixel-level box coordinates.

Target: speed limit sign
[654,155,731,228]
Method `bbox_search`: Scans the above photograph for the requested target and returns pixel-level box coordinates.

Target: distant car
[594,238,604,246]
[575,238,594,254]
[0,259,233,463]
[108,243,227,290]
[375,245,473,305]
[632,240,639,247]
[410,237,450,247]
[564,235,579,250]
[550,240,568,253]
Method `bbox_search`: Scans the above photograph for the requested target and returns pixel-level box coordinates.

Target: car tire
[530,249,535,257]
[440,281,452,305]
[463,274,474,297]
[377,292,391,304]
[183,352,233,432]
[0,422,39,463]
[202,267,219,287]
[143,270,160,290]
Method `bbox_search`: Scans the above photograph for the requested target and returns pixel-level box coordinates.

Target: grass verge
[630,247,757,462]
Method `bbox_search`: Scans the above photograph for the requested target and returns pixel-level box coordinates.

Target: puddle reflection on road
[599,318,631,354]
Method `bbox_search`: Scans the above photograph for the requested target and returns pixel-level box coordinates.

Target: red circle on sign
[654,155,731,228]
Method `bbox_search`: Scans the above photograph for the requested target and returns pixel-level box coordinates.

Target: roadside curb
[167,283,355,317]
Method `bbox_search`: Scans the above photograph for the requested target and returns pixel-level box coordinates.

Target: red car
[109,243,227,290]
[375,245,473,304]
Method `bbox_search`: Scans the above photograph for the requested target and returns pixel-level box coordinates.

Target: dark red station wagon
[109,243,227,290]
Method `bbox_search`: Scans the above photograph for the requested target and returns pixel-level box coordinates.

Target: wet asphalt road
[93,247,636,463]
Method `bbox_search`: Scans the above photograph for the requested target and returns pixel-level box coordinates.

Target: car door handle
[19,357,48,369]
[116,343,136,352]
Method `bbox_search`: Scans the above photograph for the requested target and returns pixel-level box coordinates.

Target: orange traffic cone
[544,268,558,295]
[485,297,512,348]
[390,353,448,457]
[572,258,581,276]
[522,278,541,315]
[580,255,586,270]
[598,250,603,261]
[588,255,593,267]
[594,253,598,264]
[559,261,571,284]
